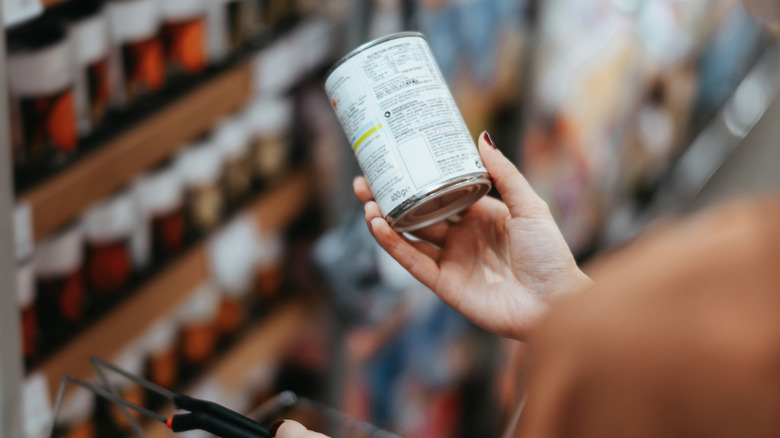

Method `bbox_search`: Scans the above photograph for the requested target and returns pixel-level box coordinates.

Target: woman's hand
[354,132,591,340]
[272,420,331,438]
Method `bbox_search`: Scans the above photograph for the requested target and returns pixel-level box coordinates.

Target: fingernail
[370,217,383,229]
[483,131,497,150]
[270,420,284,437]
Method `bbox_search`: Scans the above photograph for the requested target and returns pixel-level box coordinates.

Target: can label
[325,35,485,216]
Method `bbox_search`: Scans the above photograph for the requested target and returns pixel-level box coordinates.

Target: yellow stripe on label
[353,124,382,152]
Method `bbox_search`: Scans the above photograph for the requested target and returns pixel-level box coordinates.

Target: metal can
[324,32,491,232]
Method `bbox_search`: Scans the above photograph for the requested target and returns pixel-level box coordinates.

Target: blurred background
[1,0,778,437]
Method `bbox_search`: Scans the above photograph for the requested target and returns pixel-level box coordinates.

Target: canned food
[324,32,491,232]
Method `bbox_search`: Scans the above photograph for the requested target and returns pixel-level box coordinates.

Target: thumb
[478,131,547,218]
[272,420,332,438]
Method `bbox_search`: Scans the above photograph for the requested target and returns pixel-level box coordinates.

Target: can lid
[7,16,68,54]
[324,31,426,84]
[110,343,145,388]
[179,282,220,323]
[55,387,95,426]
[34,225,84,277]
[83,191,136,243]
[136,168,183,215]
[107,0,160,42]
[241,98,293,135]
[213,119,249,161]
[159,0,205,21]
[211,218,257,297]
[176,142,223,186]
[16,261,36,307]
[143,318,178,353]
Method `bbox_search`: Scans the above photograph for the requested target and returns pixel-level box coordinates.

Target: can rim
[323,31,427,85]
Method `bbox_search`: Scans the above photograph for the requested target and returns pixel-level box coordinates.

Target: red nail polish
[270,420,285,437]
[483,131,497,149]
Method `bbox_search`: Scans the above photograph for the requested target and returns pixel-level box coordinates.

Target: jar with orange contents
[82,192,136,299]
[135,168,186,261]
[101,345,146,435]
[253,234,285,300]
[142,319,180,409]
[52,388,96,438]
[178,283,220,369]
[160,0,208,75]
[212,218,258,339]
[106,0,165,105]
[34,225,86,345]
[7,16,79,168]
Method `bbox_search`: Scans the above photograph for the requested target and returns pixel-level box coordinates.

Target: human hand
[354,132,592,340]
[271,420,331,438]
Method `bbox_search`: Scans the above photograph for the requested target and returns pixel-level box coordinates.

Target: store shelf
[144,300,309,438]
[33,170,311,397]
[20,62,252,242]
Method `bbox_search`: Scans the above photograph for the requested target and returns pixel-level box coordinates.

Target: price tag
[22,373,52,438]
[14,202,34,262]
[2,0,43,28]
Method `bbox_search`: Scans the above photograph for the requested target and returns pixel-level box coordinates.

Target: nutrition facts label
[325,34,484,216]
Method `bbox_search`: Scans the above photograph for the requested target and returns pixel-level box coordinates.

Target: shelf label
[2,0,42,28]
[23,373,52,438]
[14,202,34,262]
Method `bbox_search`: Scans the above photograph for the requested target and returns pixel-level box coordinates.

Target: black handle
[174,394,270,437]
[170,412,265,438]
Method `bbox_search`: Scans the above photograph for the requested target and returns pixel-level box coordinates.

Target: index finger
[274,420,331,438]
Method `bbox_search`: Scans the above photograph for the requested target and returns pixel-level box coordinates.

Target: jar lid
[179,282,220,323]
[7,16,67,54]
[107,0,160,42]
[175,142,223,187]
[83,191,136,243]
[211,218,257,297]
[255,234,284,267]
[109,343,145,389]
[68,11,109,65]
[16,261,36,307]
[135,167,183,215]
[143,318,178,353]
[241,98,294,135]
[34,225,84,277]
[159,0,205,21]
[55,387,95,427]
[213,119,250,161]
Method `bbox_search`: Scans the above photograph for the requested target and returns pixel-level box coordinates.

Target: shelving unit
[33,169,311,398]
[143,301,310,438]
[20,63,252,242]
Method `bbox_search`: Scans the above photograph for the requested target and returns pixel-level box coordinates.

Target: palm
[356,133,590,340]
[432,197,578,338]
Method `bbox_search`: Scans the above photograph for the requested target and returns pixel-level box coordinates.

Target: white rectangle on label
[398,135,441,190]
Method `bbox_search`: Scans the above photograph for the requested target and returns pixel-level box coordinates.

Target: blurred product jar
[52,389,96,438]
[212,219,257,337]
[159,0,208,75]
[143,319,179,395]
[53,0,112,136]
[204,0,244,63]
[34,225,86,336]
[178,283,220,366]
[105,345,146,432]
[82,191,135,297]
[107,0,165,105]
[135,167,185,260]
[253,234,285,300]
[176,143,225,233]
[214,119,252,205]
[7,17,79,167]
[242,98,294,182]
[17,261,38,364]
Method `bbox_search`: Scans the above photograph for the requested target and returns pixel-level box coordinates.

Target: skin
[274,132,590,438]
